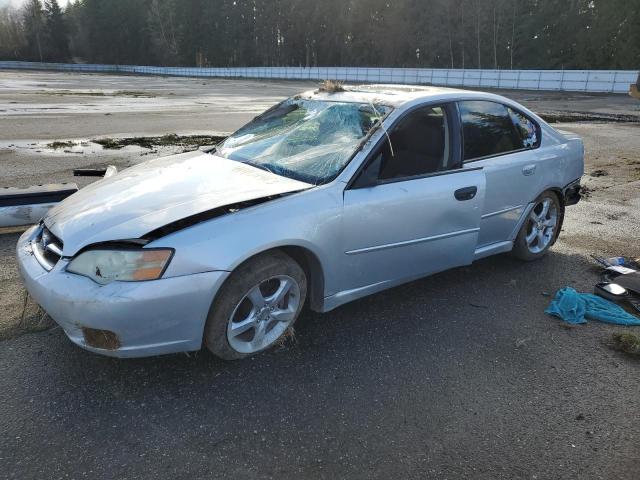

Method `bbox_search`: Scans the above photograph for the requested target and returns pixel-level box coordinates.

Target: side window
[459,101,522,161]
[372,105,451,181]
[508,107,540,149]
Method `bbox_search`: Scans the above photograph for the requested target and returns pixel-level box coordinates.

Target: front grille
[32,225,63,271]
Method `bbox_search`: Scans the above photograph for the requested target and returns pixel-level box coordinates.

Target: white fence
[0,61,637,94]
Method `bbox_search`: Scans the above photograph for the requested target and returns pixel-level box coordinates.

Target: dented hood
[45,151,312,255]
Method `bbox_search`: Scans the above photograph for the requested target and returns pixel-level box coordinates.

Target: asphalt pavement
[1,241,639,479]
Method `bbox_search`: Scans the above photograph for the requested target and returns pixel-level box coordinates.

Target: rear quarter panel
[538,126,585,196]
[493,94,585,195]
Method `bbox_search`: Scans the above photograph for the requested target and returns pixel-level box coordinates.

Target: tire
[204,251,307,360]
[512,191,562,261]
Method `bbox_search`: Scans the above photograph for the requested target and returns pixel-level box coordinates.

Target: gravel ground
[0,70,639,479]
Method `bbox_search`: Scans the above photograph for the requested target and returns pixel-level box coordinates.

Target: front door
[339,103,486,296]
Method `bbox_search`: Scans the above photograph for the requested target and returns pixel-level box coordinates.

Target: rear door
[457,100,543,248]
[340,103,486,294]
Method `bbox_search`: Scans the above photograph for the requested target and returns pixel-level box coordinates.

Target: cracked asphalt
[1,70,639,479]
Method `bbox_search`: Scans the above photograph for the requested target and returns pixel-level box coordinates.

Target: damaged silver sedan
[16,85,584,359]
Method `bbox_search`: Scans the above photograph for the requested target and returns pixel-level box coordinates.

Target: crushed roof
[301,83,476,107]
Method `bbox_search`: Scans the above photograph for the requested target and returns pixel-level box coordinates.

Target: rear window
[508,107,540,149]
[459,101,523,161]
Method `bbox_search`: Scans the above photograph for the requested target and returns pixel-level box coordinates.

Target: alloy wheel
[525,197,558,254]
[226,275,301,354]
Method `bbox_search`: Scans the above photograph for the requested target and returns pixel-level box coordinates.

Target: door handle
[522,164,537,176]
[454,186,478,201]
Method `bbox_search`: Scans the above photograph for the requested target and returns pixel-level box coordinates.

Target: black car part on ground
[0,183,78,208]
[73,165,117,178]
[0,183,79,228]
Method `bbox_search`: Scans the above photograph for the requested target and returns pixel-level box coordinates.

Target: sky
[0,0,70,8]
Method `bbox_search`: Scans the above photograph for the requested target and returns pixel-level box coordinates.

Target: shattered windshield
[215,99,391,184]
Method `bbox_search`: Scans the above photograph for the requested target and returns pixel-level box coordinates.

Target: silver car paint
[340,168,486,304]
[44,151,312,256]
[17,226,230,357]
[16,87,584,357]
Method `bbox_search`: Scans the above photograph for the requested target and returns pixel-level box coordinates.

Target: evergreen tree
[44,0,70,61]
[1,0,639,69]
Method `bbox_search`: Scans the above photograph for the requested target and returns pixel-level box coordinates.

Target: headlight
[66,248,173,285]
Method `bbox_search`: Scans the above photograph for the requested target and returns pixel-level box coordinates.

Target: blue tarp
[545,287,640,326]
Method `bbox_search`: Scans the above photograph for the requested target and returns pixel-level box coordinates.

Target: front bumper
[16,226,229,358]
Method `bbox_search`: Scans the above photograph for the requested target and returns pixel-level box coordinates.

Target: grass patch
[275,326,297,348]
[47,140,76,149]
[610,333,640,357]
[114,90,156,98]
[93,134,226,150]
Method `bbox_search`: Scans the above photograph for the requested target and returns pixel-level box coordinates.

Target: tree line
[1,0,638,70]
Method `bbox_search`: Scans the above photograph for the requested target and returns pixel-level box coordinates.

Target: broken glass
[215,99,392,184]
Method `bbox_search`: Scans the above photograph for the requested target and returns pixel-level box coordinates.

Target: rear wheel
[204,251,307,360]
[512,192,561,261]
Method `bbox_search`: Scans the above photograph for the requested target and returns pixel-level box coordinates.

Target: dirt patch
[28,90,155,98]
[540,112,640,124]
[93,134,225,150]
[610,333,640,357]
[579,185,593,198]
[47,140,76,150]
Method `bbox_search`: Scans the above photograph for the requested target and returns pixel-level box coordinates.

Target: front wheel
[204,251,307,360]
[512,192,561,261]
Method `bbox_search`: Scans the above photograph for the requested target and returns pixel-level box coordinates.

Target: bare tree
[446,0,454,68]
[474,0,481,68]
[492,2,498,69]
[148,0,179,65]
[510,0,517,69]
[22,0,44,62]
[0,7,27,60]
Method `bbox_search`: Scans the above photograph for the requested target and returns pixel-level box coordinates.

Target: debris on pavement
[589,254,640,312]
[545,287,640,326]
[614,272,640,296]
[606,265,638,275]
[594,282,630,302]
[591,255,640,270]
[1,165,117,229]
[73,165,118,178]
[92,134,224,151]
[610,333,640,356]
[0,183,79,228]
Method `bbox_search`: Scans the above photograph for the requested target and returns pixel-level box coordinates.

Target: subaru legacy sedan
[17,85,584,360]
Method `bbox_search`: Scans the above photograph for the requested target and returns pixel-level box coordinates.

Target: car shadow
[5,247,634,479]
[32,248,602,390]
